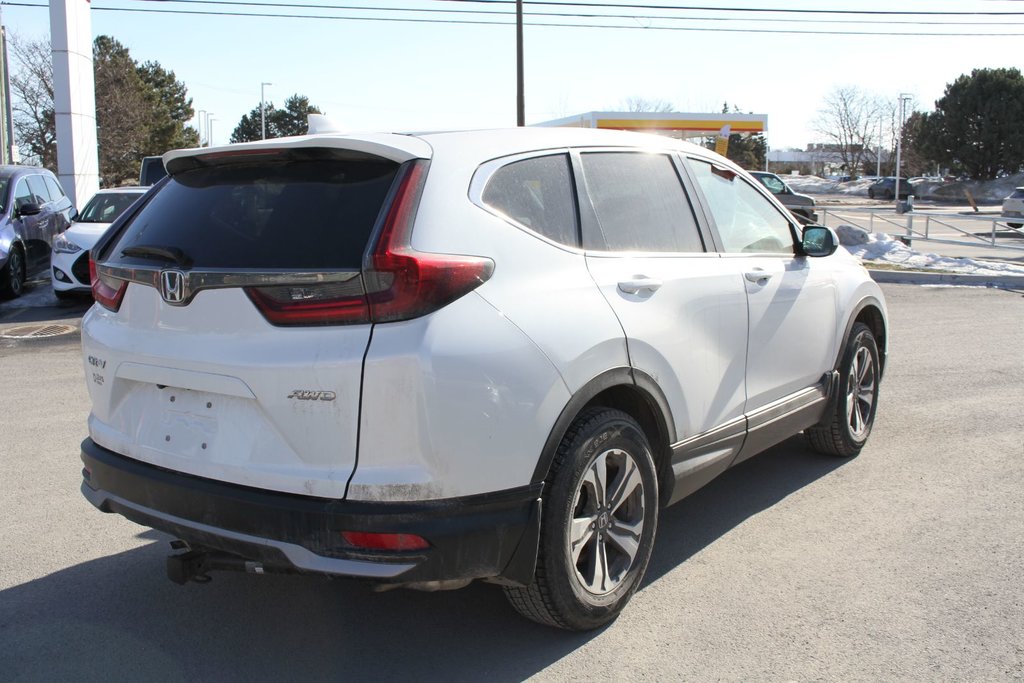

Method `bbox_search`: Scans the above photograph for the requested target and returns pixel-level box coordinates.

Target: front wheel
[504,408,659,630]
[806,322,880,457]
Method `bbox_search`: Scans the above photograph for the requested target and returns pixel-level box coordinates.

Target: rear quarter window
[482,154,578,247]
[106,158,399,270]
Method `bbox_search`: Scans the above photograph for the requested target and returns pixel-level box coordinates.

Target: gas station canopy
[535,111,767,140]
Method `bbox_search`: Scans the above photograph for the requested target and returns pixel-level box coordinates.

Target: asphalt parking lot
[1,282,1022,681]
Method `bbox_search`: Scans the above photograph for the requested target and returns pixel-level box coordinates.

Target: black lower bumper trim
[80,438,542,585]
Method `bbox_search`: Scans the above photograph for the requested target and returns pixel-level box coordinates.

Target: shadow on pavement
[0,437,846,682]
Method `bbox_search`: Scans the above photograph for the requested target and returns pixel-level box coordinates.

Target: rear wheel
[504,408,659,630]
[1,247,25,299]
[806,322,880,457]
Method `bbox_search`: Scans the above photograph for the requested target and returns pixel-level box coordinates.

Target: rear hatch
[82,138,429,498]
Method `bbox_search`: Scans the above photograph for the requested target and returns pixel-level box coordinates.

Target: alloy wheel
[846,345,876,440]
[568,447,646,595]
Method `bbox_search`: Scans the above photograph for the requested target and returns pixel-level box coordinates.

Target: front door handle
[744,270,772,284]
[618,278,663,294]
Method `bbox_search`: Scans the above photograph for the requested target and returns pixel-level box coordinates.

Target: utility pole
[894,93,912,205]
[516,0,524,127]
[261,82,272,140]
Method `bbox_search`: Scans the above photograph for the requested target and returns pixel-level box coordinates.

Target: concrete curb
[868,269,1024,288]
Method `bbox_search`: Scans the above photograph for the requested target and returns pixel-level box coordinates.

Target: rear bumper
[80,438,542,585]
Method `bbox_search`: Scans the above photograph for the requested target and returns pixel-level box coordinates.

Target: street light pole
[894,93,911,205]
[198,109,205,147]
[206,113,215,147]
[516,0,524,127]
[261,82,272,140]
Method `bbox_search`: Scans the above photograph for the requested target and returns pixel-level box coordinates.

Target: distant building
[768,145,890,177]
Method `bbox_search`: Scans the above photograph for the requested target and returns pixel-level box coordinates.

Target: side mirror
[800,225,839,257]
[16,202,42,217]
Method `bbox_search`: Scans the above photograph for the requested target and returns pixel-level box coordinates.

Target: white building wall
[50,0,98,208]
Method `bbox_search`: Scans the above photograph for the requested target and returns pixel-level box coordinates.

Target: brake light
[340,531,430,551]
[90,259,128,311]
[363,160,494,323]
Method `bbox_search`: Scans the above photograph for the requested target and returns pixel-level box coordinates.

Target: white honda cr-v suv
[79,124,887,630]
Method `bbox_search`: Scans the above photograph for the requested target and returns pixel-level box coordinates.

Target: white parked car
[1002,187,1024,228]
[51,187,147,300]
[79,126,888,630]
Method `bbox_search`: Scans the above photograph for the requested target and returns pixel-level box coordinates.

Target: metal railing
[818,207,1024,253]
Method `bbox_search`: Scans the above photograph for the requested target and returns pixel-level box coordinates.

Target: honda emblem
[160,270,186,304]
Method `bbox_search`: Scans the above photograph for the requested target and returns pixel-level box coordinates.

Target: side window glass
[482,154,578,247]
[43,175,66,202]
[13,179,33,212]
[688,160,795,254]
[26,175,51,205]
[580,152,704,253]
[759,175,785,194]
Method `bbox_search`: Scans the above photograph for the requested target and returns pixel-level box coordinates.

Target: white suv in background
[79,126,887,631]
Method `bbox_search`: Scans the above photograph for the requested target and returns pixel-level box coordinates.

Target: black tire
[884,189,894,200]
[504,408,659,631]
[868,189,875,199]
[806,322,880,457]
[1,247,25,299]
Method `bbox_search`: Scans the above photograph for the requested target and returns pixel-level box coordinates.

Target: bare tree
[9,35,56,168]
[621,96,675,113]
[813,86,881,177]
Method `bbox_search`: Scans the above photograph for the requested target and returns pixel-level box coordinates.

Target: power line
[434,0,1024,16]
[4,0,1024,35]
[81,0,1024,26]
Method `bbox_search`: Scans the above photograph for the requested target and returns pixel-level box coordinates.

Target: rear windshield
[107,158,399,270]
[1011,189,1024,199]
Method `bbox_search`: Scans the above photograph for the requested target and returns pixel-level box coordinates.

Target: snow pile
[837,225,1024,276]
[781,175,838,194]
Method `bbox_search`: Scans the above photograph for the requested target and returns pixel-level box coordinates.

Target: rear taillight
[245,280,370,326]
[363,160,494,324]
[247,160,493,327]
[89,259,128,311]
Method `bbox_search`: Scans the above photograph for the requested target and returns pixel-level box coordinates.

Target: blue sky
[2,0,1022,149]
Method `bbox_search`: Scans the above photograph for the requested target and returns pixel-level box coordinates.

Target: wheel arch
[839,297,888,378]
[531,367,677,507]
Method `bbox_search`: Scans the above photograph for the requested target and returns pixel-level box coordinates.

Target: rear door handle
[618,278,663,294]
[744,270,773,284]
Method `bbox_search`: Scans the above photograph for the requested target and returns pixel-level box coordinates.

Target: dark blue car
[0,166,76,298]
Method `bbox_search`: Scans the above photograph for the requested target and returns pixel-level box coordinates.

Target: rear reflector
[340,531,430,551]
[90,259,128,311]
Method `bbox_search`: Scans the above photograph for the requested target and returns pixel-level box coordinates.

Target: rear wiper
[121,245,193,269]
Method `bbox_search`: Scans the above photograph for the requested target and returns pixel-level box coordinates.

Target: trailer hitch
[166,542,268,584]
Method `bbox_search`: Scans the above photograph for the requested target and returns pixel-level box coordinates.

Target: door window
[13,179,34,212]
[26,175,50,205]
[580,152,704,253]
[688,160,795,255]
[43,175,66,203]
[482,154,578,247]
